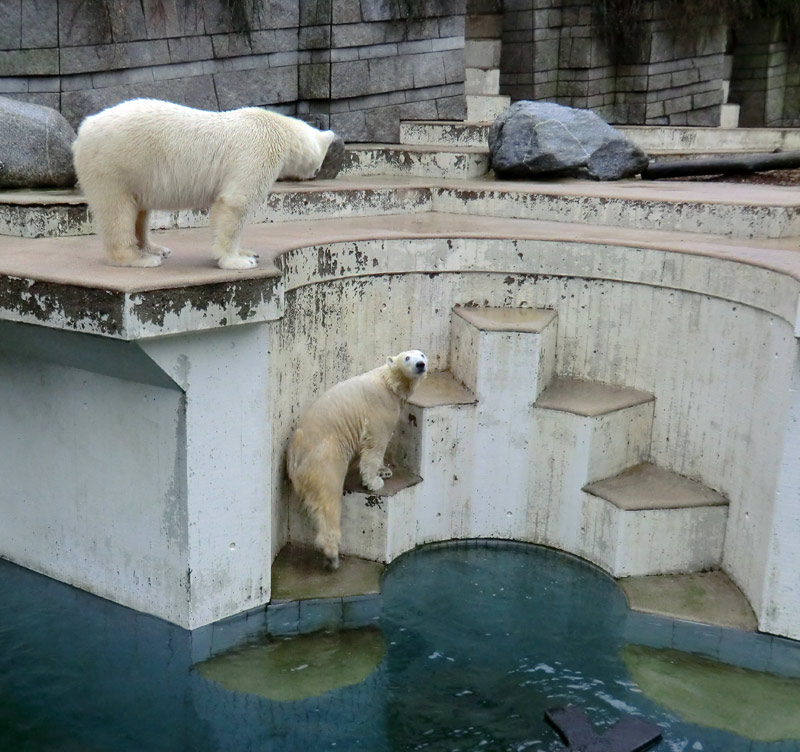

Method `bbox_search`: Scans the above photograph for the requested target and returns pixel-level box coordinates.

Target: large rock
[0,96,77,189]
[489,101,649,181]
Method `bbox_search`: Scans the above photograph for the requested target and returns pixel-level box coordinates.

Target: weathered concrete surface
[3,175,799,239]
[618,570,758,631]
[340,144,490,179]
[0,321,272,629]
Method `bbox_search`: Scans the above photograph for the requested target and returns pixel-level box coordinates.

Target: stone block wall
[729,19,800,127]
[500,0,727,125]
[0,0,465,141]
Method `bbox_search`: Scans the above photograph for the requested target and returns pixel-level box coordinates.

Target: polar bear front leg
[135,211,172,258]
[209,195,258,270]
[359,422,392,492]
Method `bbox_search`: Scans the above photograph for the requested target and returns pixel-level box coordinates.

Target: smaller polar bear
[287,350,428,569]
[71,98,337,270]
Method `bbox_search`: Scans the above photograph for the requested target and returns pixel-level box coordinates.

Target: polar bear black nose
[416,361,426,372]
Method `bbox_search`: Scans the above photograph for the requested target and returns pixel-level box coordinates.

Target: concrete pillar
[0,320,272,630]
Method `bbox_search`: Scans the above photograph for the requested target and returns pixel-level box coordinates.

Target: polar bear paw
[379,466,393,479]
[363,475,385,492]
[218,254,259,270]
[146,243,172,258]
[111,252,163,268]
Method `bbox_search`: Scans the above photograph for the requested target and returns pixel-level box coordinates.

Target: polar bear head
[383,350,427,399]
[280,117,338,181]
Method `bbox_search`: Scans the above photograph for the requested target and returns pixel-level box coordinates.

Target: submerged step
[583,462,728,511]
[619,569,757,631]
[267,544,383,635]
[536,377,654,417]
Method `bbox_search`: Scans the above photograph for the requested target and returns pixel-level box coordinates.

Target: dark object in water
[546,705,662,751]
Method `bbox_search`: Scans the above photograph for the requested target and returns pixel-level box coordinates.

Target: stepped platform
[2,153,800,639]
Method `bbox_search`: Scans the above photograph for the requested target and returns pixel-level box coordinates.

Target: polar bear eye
[405,356,410,361]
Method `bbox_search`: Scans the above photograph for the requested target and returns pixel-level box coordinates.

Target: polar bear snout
[415,360,426,373]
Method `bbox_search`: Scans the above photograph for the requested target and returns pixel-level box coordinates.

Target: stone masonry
[499,0,799,127]
[0,0,466,141]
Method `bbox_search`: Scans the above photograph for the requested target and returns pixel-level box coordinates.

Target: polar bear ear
[386,356,395,366]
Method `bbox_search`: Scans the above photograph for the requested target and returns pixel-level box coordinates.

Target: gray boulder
[0,96,77,189]
[489,101,649,180]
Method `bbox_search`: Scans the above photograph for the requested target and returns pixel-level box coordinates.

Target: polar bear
[71,98,337,270]
[287,350,428,569]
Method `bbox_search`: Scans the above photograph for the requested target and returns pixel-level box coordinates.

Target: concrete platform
[453,305,557,333]
[536,377,654,418]
[619,570,758,631]
[584,462,728,511]
[407,370,476,408]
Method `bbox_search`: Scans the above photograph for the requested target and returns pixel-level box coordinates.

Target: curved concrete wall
[269,236,800,634]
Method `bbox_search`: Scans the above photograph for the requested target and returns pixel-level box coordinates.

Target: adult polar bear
[72,98,337,269]
[288,350,428,569]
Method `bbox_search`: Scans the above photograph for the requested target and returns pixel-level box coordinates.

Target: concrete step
[0,180,434,239]
[400,120,491,147]
[466,94,510,122]
[580,462,729,577]
[3,175,797,242]
[448,307,559,539]
[266,543,383,635]
[529,378,655,555]
[288,465,423,565]
[617,125,800,155]
[340,143,489,179]
[388,371,477,545]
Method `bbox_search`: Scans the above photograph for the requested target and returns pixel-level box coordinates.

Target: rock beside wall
[489,101,648,179]
[0,96,76,188]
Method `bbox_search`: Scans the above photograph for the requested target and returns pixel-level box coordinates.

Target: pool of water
[1,542,799,751]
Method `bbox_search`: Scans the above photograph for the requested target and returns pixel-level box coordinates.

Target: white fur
[287,350,428,569]
[72,98,336,269]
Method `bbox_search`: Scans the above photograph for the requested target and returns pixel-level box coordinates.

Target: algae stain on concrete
[196,627,385,701]
[622,644,800,742]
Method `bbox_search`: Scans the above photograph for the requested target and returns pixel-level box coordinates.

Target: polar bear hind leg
[135,211,171,258]
[93,193,162,267]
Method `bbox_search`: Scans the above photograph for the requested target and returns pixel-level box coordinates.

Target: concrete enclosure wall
[269,237,799,635]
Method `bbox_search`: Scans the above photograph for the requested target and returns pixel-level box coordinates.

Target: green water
[1,542,799,751]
